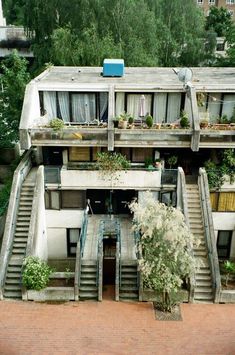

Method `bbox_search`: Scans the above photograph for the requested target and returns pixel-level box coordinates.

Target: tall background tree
[0,50,30,148]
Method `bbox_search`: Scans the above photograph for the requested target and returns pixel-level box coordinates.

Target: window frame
[217,230,233,259]
[67,228,80,257]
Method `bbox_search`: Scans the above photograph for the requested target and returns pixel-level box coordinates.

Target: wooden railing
[0,149,33,299]
[177,167,195,302]
[198,168,221,303]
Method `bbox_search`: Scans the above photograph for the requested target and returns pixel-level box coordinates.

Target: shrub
[49,118,65,131]
[145,115,153,128]
[22,256,53,291]
[180,111,190,128]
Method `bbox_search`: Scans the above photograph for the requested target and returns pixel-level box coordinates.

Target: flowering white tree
[130,192,199,311]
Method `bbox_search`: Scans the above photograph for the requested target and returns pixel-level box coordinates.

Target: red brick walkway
[0,300,235,355]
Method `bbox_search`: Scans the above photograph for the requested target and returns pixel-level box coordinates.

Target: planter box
[142,289,189,303]
[25,287,75,301]
[220,290,235,303]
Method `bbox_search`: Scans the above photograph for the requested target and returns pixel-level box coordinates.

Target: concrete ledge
[26,287,75,301]
[142,289,189,303]
[220,290,235,303]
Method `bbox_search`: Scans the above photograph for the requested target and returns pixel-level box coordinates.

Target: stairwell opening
[102,236,116,300]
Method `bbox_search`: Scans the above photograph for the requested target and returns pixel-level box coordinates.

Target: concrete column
[0,0,6,26]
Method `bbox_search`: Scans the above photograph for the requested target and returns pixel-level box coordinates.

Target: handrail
[115,240,120,301]
[177,167,195,302]
[80,211,88,256]
[97,221,104,301]
[25,166,45,258]
[198,168,221,303]
[0,149,33,299]
[74,241,81,301]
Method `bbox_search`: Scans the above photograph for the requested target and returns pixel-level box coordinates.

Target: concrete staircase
[79,260,98,301]
[3,182,34,299]
[119,261,139,301]
[186,183,213,303]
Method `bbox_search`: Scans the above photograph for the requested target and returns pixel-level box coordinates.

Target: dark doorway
[113,190,137,214]
[103,236,116,284]
[42,147,63,165]
[87,189,137,215]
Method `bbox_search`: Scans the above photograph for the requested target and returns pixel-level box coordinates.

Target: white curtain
[127,94,152,118]
[99,92,108,120]
[222,94,235,119]
[72,93,96,123]
[115,93,125,116]
[43,91,57,119]
[208,93,221,123]
[167,93,181,123]
[58,92,70,122]
[153,93,167,123]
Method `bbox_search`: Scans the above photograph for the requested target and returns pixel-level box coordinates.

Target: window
[208,0,215,4]
[69,147,90,162]
[45,190,86,209]
[227,0,235,5]
[217,231,232,259]
[210,192,235,212]
[61,190,86,209]
[197,0,203,4]
[67,229,80,257]
[45,190,60,210]
[132,148,153,163]
[41,91,108,123]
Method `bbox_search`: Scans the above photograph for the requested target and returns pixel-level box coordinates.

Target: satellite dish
[177,68,193,84]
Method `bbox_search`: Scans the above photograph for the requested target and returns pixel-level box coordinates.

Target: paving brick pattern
[0,300,235,355]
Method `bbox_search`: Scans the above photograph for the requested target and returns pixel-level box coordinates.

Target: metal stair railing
[97,221,104,301]
[0,149,33,300]
[198,168,221,303]
[25,165,45,258]
[177,167,195,302]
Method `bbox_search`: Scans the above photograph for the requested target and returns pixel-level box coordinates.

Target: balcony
[29,127,108,147]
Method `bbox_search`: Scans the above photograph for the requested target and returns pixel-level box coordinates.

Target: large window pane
[127,94,152,118]
[69,147,90,162]
[61,190,86,209]
[71,93,96,123]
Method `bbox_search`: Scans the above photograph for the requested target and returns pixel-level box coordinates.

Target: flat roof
[34,66,235,91]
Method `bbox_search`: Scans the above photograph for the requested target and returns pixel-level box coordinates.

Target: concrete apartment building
[197,0,235,18]
[0,62,234,304]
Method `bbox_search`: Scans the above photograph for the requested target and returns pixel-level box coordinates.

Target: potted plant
[145,114,153,128]
[167,155,178,169]
[180,111,190,129]
[113,117,120,128]
[128,115,134,128]
[155,158,161,170]
[49,118,65,138]
[118,112,130,129]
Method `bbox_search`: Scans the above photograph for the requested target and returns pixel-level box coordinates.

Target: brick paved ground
[0,300,235,355]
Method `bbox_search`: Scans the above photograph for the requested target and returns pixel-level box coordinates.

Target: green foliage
[96,152,130,172]
[205,6,233,37]
[22,256,53,291]
[222,260,235,287]
[204,149,235,190]
[0,51,30,148]
[49,118,65,131]
[145,115,153,128]
[130,192,199,312]
[167,155,178,169]
[0,179,11,216]
[180,111,190,128]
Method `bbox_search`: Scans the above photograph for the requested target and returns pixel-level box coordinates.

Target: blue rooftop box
[103,59,124,77]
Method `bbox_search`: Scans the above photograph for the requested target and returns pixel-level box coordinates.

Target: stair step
[121,280,137,285]
[12,249,25,255]
[5,279,21,285]
[80,274,96,279]
[4,291,22,298]
[4,284,21,291]
[79,292,98,299]
[194,293,213,301]
[79,286,97,291]
[121,274,137,279]
[195,281,212,287]
[119,292,138,299]
[14,237,28,242]
[13,242,27,248]
[80,280,97,285]
[120,286,138,292]
[195,274,211,281]
[8,266,22,272]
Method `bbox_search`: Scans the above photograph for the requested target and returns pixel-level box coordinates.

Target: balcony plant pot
[113,120,119,128]
[118,120,128,129]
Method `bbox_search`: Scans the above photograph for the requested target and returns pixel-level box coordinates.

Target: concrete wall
[46,210,84,259]
[61,169,161,190]
[213,212,235,258]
